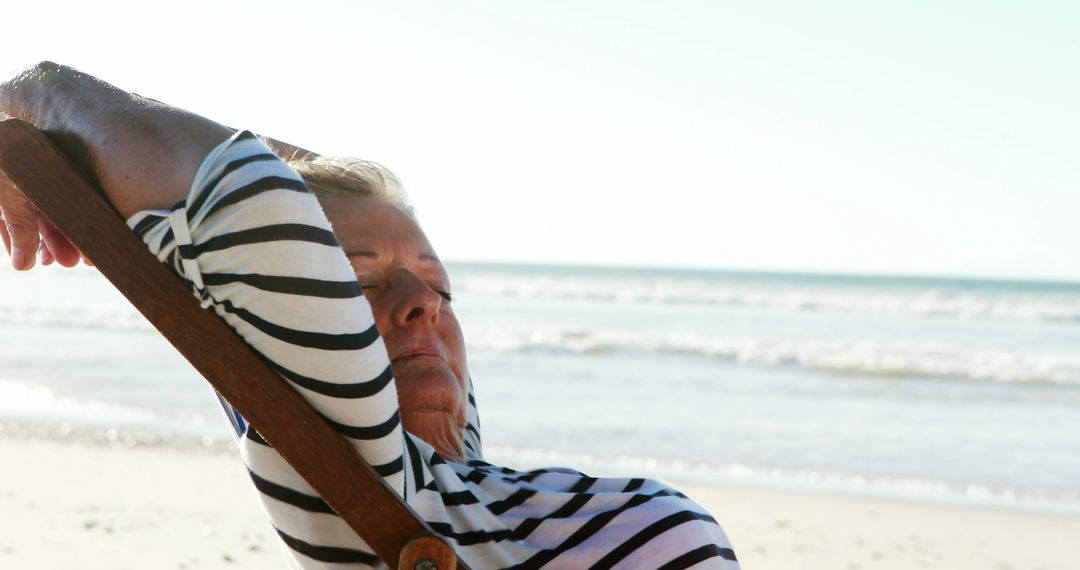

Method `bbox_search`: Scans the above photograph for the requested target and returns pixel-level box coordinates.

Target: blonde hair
[289,156,415,217]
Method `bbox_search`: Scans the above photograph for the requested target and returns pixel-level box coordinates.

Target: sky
[3,0,1079,281]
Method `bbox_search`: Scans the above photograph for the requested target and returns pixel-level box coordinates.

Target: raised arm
[0,61,230,268]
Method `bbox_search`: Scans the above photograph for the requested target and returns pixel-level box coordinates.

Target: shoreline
[484,444,1080,521]
[2,424,1076,569]
[7,419,1074,519]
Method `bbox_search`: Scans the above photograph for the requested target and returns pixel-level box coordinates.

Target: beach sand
[1,426,1075,570]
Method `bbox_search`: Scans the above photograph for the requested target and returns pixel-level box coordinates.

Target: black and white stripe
[129,130,739,569]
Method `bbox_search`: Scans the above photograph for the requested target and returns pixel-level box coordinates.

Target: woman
[0,62,738,569]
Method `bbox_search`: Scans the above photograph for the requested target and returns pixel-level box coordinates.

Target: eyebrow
[345,250,441,264]
[345,250,378,259]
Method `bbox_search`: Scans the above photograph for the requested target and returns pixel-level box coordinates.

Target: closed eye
[359,282,451,303]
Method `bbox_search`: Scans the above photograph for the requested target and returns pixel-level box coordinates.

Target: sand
[0,427,279,570]
[1,426,1075,570]
[679,484,1076,570]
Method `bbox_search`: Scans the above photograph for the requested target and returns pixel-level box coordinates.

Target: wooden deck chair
[0,118,466,570]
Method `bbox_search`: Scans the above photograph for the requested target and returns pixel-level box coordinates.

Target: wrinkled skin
[320,195,469,460]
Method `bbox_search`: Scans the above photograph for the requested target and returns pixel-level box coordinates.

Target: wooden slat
[0,119,463,570]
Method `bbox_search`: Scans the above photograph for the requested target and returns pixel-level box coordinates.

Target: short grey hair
[289,156,415,217]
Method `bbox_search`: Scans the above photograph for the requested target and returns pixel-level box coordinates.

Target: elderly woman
[0,63,738,569]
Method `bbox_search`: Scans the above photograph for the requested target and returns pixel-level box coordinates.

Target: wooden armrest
[0,118,461,570]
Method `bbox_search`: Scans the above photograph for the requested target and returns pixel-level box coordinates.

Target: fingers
[0,201,89,270]
[0,180,40,271]
[36,216,81,267]
[38,241,54,265]
[0,214,10,255]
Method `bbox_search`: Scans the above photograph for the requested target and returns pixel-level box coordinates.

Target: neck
[401,409,466,462]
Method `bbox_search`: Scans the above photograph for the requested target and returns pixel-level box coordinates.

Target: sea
[1,261,1078,515]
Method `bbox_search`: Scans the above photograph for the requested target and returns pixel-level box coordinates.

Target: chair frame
[0,119,464,570]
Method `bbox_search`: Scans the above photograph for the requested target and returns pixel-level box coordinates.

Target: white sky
[4,1,1079,281]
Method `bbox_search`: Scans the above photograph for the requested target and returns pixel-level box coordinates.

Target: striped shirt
[128,131,739,569]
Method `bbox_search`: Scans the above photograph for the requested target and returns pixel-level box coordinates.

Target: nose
[387,269,442,328]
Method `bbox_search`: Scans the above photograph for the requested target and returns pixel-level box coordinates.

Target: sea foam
[454,271,1080,323]
[466,325,1080,386]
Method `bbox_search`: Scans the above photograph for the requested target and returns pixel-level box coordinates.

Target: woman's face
[319,195,468,458]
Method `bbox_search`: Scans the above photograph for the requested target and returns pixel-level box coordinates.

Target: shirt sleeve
[121,130,740,570]
[127,130,416,566]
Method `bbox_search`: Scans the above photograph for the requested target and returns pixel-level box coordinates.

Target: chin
[393,361,464,410]
[393,362,467,457]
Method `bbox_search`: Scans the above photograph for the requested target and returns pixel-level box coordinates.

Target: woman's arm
[0,61,231,213]
[2,66,425,562]
[0,61,231,269]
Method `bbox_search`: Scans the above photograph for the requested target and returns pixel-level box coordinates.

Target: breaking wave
[454,273,1080,323]
[467,326,1080,387]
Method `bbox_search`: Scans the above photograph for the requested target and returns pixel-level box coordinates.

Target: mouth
[390,347,445,363]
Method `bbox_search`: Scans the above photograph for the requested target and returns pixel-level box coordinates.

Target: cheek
[440,314,468,379]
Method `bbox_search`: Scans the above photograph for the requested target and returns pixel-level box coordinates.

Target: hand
[0,172,84,270]
[0,63,84,270]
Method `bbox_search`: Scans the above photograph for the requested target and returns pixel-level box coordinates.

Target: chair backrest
[0,119,463,570]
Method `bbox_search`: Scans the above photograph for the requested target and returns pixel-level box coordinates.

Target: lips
[390,347,445,363]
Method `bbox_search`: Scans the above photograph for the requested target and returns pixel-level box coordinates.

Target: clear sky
[4,1,1079,281]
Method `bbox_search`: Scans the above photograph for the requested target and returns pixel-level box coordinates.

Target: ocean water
[1,262,1078,514]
